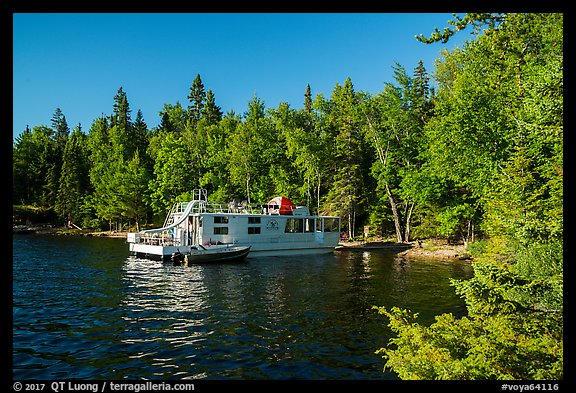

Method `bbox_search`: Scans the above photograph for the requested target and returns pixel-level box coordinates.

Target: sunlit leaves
[374,305,562,380]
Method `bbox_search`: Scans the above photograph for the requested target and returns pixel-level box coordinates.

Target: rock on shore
[336,240,471,260]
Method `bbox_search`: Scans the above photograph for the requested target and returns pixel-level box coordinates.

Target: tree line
[13,13,563,379]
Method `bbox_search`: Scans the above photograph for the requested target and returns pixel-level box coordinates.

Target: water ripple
[13,235,472,379]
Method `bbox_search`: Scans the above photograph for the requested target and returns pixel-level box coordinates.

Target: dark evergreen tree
[159,103,187,134]
[202,89,223,125]
[86,116,114,229]
[304,84,313,112]
[188,73,206,125]
[118,149,150,231]
[110,87,136,160]
[51,107,70,152]
[12,125,60,208]
[112,87,132,131]
[411,60,433,122]
[160,111,175,134]
[55,125,89,224]
[323,77,366,238]
[13,125,35,204]
[132,109,150,161]
[303,84,314,132]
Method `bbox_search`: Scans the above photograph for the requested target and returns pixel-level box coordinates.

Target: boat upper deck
[172,201,318,217]
[166,188,335,219]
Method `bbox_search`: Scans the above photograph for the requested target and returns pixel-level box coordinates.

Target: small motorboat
[171,244,251,265]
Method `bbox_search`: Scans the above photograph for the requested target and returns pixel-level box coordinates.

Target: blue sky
[13,13,470,138]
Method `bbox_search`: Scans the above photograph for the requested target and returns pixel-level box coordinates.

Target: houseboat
[127,189,341,260]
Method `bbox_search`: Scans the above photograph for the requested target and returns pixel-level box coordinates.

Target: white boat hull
[129,241,337,260]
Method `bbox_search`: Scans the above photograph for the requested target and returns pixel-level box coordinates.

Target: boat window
[248,227,261,234]
[285,218,304,233]
[214,216,229,224]
[248,217,261,224]
[214,227,228,235]
[323,218,339,232]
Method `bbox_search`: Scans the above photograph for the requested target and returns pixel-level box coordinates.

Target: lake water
[12,234,473,380]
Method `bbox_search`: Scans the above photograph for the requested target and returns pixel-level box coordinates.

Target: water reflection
[13,235,472,380]
[122,257,209,315]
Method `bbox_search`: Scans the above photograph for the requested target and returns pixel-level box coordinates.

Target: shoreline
[14,225,471,260]
[336,240,471,261]
[13,225,129,238]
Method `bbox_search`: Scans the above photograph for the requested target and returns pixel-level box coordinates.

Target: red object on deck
[267,196,296,215]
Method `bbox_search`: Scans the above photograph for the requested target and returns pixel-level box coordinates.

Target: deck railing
[139,231,179,246]
[169,201,266,216]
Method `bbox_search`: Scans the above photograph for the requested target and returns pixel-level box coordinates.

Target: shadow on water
[13,235,473,380]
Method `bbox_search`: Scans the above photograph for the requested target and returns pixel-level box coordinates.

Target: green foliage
[158,103,187,134]
[416,13,504,44]
[118,150,150,230]
[466,239,488,258]
[363,62,431,242]
[508,241,563,313]
[202,89,223,125]
[55,127,89,223]
[188,74,206,125]
[374,306,562,380]
[13,205,57,224]
[373,13,563,381]
[322,77,367,237]
[273,101,327,212]
[148,132,195,216]
[377,234,563,379]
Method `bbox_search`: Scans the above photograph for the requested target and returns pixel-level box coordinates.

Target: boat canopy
[267,196,296,215]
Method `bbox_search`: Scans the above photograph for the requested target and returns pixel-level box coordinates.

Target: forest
[13,13,563,379]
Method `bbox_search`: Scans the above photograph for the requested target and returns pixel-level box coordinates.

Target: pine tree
[202,89,223,125]
[87,116,115,229]
[304,84,313,112]
[51,107,70,152]
[132,109,150,167]
[160,112,175,134]
[119,150,150,231]
[13,125,35,204]
[112,87,132,131]
[55,126,88,224]
[303,84,314,132]
[411,60,433,123]
[111,87,134,160]
[188,74,206,125]
[323,77,365,238]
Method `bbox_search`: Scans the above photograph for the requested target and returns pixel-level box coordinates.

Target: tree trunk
[348,211,353,240]
[353,208,356,240]
[404,202,415,243]
[306,177,311,211]
[245,173,251,205]
[386,184,403,243]
[317,172,321,215]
